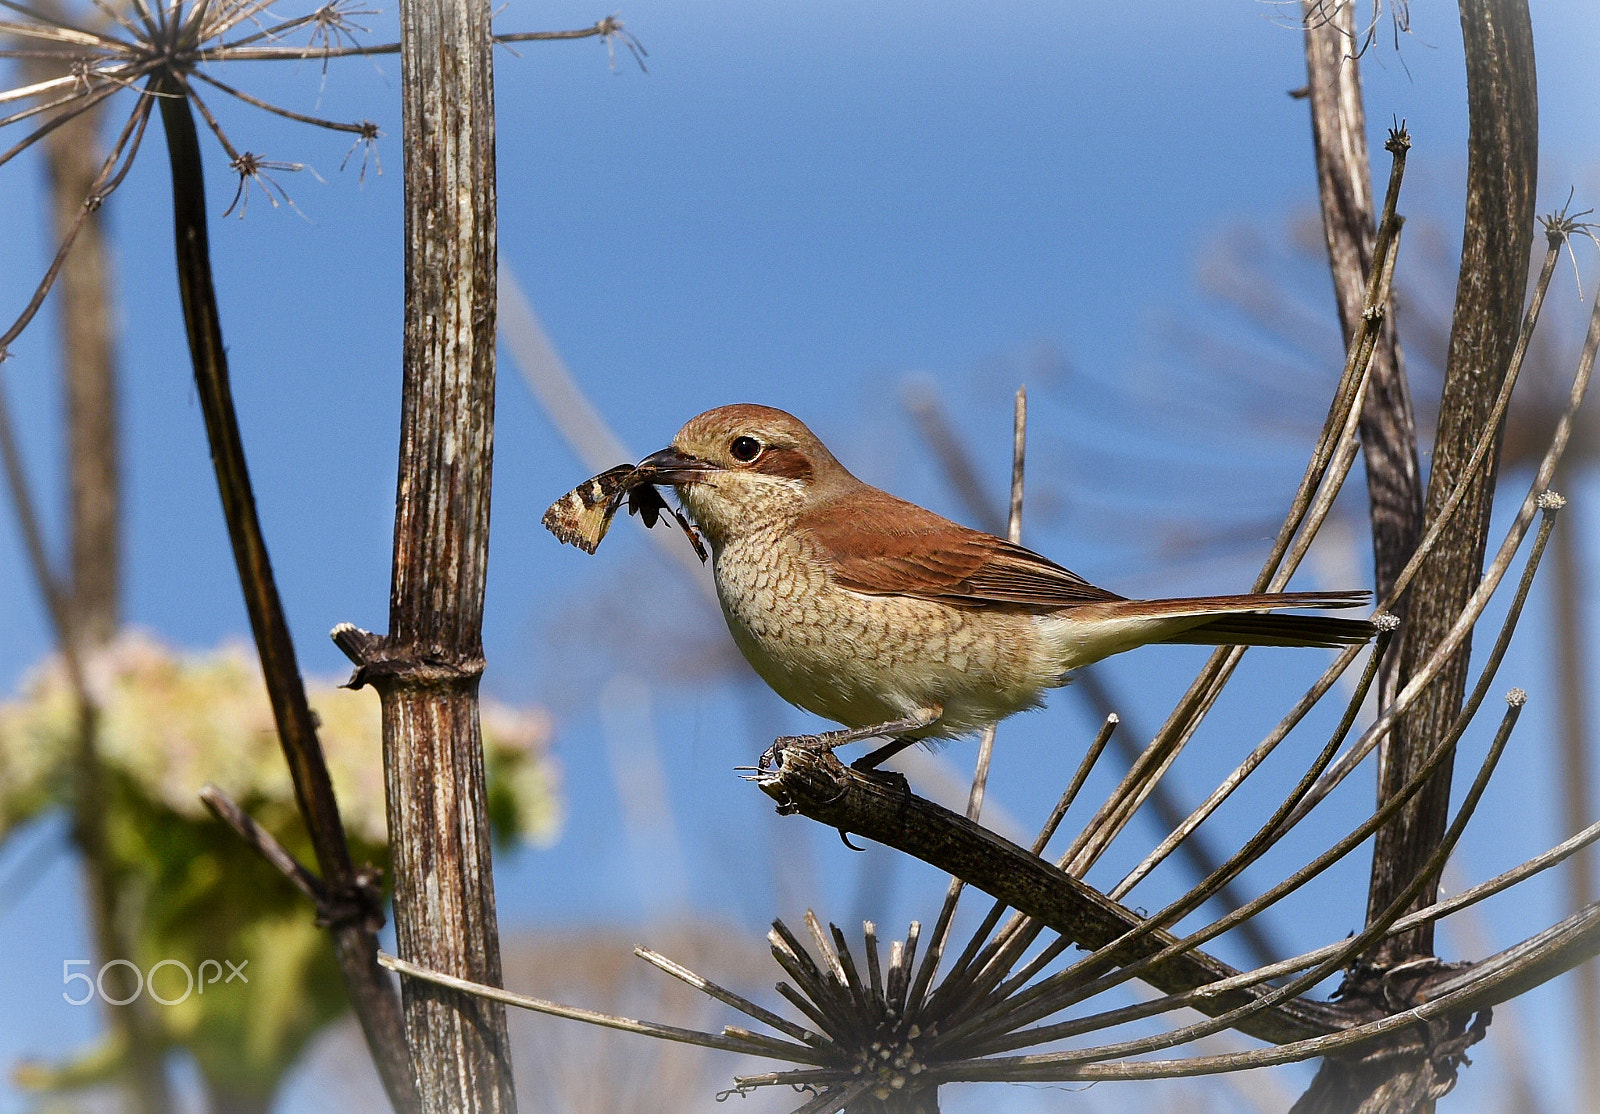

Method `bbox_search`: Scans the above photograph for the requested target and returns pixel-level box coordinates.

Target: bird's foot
[758,730,842,772]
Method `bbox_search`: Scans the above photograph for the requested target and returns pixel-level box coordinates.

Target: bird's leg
[760,707,941,771]
[850,736,917,771]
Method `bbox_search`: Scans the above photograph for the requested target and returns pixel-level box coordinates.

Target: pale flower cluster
[0,630,560,846]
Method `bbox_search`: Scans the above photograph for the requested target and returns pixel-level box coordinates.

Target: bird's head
[638,404,850,548]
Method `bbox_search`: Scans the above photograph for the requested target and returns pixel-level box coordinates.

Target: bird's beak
[637,446,718,486]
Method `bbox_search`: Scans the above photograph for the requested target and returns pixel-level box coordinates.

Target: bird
[633,404,1375,769]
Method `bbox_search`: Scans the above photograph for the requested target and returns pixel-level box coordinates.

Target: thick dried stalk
[1369,0,1537,965]
[1300,2,1539,1109]
[333,0,514,1105]
[1302,0,1423,612]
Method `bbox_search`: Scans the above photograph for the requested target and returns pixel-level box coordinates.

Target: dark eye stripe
[756,447,813,482]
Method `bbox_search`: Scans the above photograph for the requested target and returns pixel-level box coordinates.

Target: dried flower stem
[376,952,809,1061]
[153,76,415,1113]
[1290,265,1598,821]
[936,500,1557,1054]
[1061,126,1410,882]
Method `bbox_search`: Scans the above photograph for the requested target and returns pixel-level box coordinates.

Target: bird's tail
[1141,590,1376,648]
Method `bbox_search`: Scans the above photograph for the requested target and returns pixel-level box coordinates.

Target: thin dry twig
[377,952,806,1061]
[1064,135,1408,877]
[0,0,628,359]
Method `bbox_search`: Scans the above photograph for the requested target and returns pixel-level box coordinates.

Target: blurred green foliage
[2,631,560,1110]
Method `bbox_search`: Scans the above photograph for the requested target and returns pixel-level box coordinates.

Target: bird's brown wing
[797,486,1122,610]
[798,486,1373,637]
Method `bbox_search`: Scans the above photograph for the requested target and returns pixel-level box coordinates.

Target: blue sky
[3,0,1600,1110]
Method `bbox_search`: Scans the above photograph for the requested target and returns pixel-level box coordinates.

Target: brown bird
[636,404,1374,768]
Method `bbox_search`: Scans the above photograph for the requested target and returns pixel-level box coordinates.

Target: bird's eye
[729,435,763,462]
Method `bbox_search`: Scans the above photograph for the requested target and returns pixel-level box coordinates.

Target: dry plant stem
[1424,893,1600,1013]
[1289,447,1577,829]
[908,873,967,1027]
[1047,798,1600,1035]
[1005,385,1026,545]
[208,16,625,60]
[1302,0,1423,611]
[933,958,1491,1082]
[805,913,858,1013]
[942,628,1391,1051]
[1246,496,1564,960]
[0,381,172,1114]
[770,921,835,1017]
[905,387,1281,965]
[793,915,875,1034]
[1291,258,1599,823]
[783,804,1600,1094]
[0,7,622,353]
[634,946,828,1049]
[962,385,1026,817]
[1255,123,1410,598]
[376,953,813,1062]
[153,83,416,1114]
[199,783,325,905]
[1074,667,1286,968]
[740,839,1588,1091]
[335,0,515,1105]
[891,926,920,1014]
[906,387,1031,1022]
[1551,476,1600,1099]
[1371,226,1567,618]
[1244,227,1578,836]
[983,608,1524,1051]
[966,704,1516,1081]
[189,68,369,134]
[864,922,884,1002]
[924,715,1119,1018]
[0,380,81,687]
[1103,632,1389,968]
[955,650,1362,1038]
[24,36,121,647]
[1175,809,1600,1011]
[936,692,1524,1083]
[1371,0,1537,970]
[411,718,1600,1098]
[959,386,1025,823]
[828,925,878,1021]
[0,83,152,356]
[1114,635,1373,898]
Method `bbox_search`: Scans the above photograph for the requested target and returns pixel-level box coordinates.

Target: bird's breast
[709,528,1068,737]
